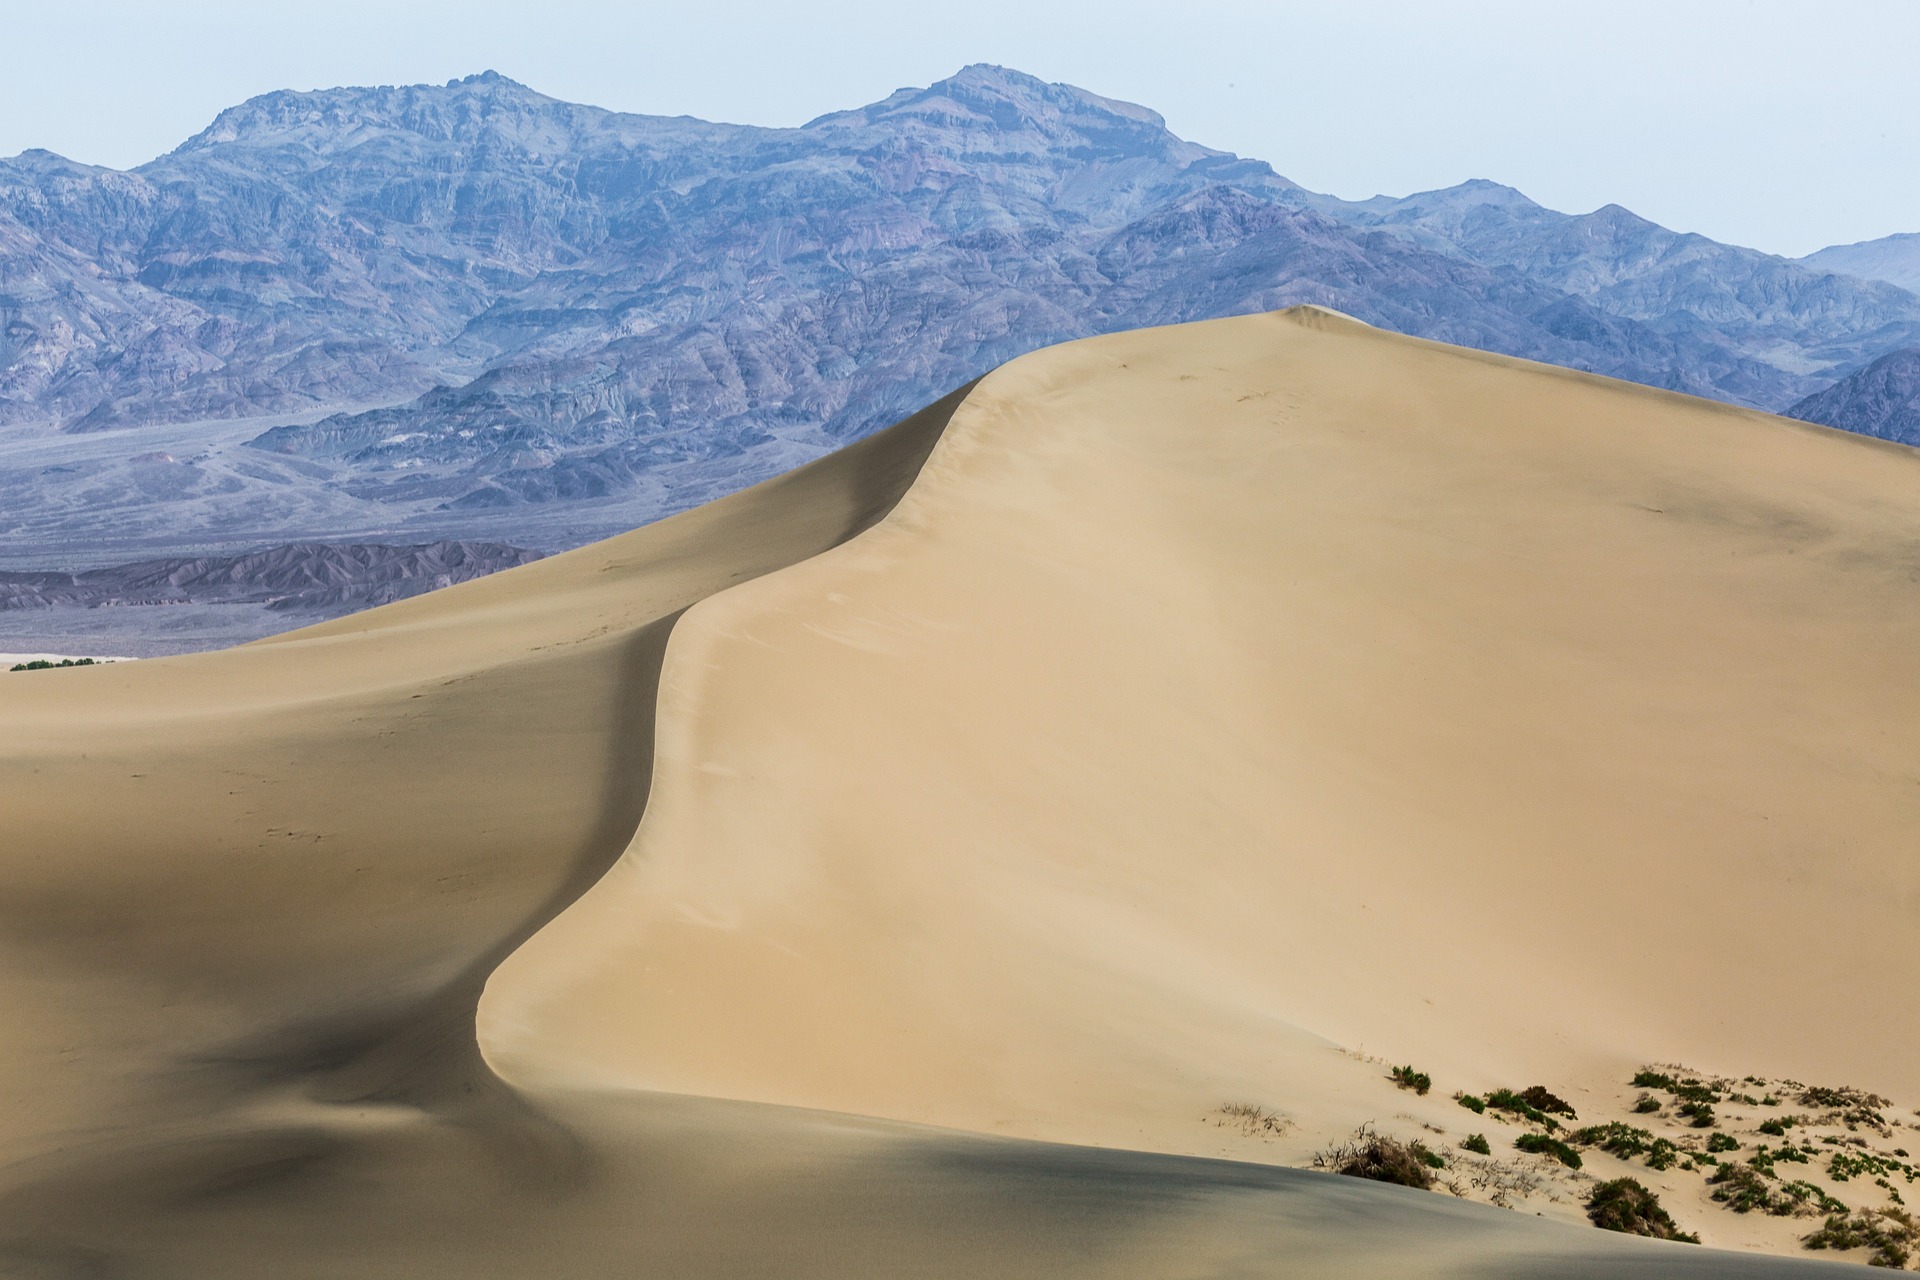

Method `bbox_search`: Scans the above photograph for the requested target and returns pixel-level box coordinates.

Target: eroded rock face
[3,64,1919,546]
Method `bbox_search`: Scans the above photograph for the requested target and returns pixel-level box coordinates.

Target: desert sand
[0,309,1910,1275]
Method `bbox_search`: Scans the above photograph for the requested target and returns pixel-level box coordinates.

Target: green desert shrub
[1572,1122,1654,1161]
[1519,1086,1578,1118]
[1569,1122,1676,1172]
[1586,1178,1699,1243]
[1455,1092,1486,1114]
[1678,1100,1717,1128]
[1390,1065,1432,1096]
[1461,1133,1491,1155]
[9,657,98,672]
[1707,1133,1740,1153]
[1515,1133,1583,1169]
[1709,1162,1773,1215]
[1485,1089,1557,1130]
[1758,1117,1794,1137]
[1633,1093,1662,1114]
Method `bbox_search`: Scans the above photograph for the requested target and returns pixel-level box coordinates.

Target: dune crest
[2,310,1910,1274]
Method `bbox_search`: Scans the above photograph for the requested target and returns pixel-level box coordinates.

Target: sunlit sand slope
[0,311,1904,1275]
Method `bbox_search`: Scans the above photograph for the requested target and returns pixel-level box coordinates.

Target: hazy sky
[0,0,1911,258]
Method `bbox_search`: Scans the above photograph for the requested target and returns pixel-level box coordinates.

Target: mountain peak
[809,64,1178,146]
[166,72,569,158]
[446,69,527,91]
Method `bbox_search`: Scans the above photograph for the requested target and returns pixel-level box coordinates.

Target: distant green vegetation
[1461,1133,1490,1155]
[8,657,104,672]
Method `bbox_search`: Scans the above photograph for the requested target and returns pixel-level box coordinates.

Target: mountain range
[4,64,1919,571]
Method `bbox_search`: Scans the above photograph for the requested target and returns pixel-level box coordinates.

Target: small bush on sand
[1633,1070,1676,1091]
[1456,1092,1487,1114]
[1486,1089,1557,1130]
[1462,1134,1491,1155]
[1391,1065,1432,1096]
[1708,1133,1740,1153]
[1678,1100,1717,1128]
[1519,1086,1578,1119]
[1515,1133,1583,1169]
[1587,1178,1699,1243]
[1759,1117,1795,1137]
[1313,1126,1438,1190]
[1633,1093,1663,1114]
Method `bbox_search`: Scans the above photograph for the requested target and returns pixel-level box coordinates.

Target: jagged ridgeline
[3,66,1920,562]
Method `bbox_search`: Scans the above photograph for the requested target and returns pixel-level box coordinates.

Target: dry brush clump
[1213,1102,1293,1138]
[1313,1125,1444,1190]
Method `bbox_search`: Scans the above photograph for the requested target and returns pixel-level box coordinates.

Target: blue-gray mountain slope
[3,65,1919,560]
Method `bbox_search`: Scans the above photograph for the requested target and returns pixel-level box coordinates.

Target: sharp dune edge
[1,307,1912,1276]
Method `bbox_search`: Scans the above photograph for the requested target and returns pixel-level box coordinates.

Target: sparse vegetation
[1455,1092,1486,1114]
[1803,1207,1918,1269]
[1515,1133,1583,1169]
[1803,1085,1894,1134]
[1678,1100,1718,1128]
[1462,1133,1491,1155]
[1214,1103,1292,1138]
[1390,1065,1432,1096]
[1586,1178,1700,1243]
[8,657,101,672]
[1829,1150,1920,1186]
[1759,1117,1795,1137]
[1708,1132,1740,1153]
[1633,1093,1662,1114]
[1710,1161,1847,1217]
[1314,1126,1438,1190]
[1748,1144,1811,1177]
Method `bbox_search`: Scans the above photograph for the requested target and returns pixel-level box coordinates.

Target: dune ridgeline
[1,308,1915,1277]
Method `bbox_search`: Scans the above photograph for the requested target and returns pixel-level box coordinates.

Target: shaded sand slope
[0,311,1901,1275]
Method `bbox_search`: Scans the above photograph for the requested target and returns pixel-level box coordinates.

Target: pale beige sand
[0,311,1907,1275]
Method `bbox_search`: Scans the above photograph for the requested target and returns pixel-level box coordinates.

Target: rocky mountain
[3,64,1920,570]
[0,540,541,613]
[1785,346,1920,445]
[1799,233,1920,295]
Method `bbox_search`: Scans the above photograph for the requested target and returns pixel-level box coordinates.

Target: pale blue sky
[0,0,1910,258]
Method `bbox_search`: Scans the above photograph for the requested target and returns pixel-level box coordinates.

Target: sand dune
[1,310,1912,1275]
